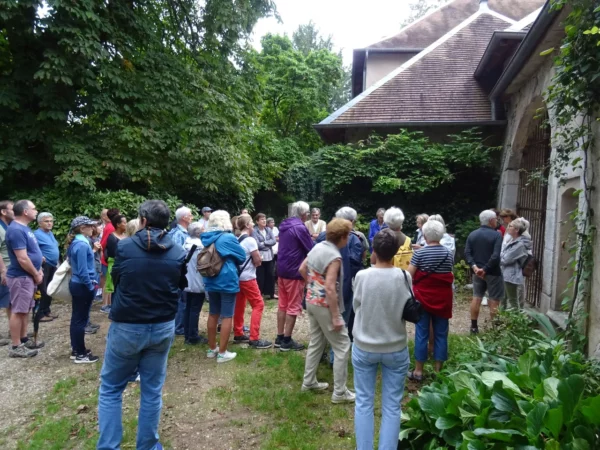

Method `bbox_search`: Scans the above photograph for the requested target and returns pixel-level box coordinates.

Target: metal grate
[516,116,551,308]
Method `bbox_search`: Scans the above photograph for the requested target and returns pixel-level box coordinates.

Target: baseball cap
[201,207,212,213]
[70,216,97,231]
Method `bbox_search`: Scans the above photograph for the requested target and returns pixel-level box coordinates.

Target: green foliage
[401,311,600,449]
[453,260,471,287]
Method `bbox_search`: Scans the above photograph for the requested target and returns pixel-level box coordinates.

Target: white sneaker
[206,348,218,359]
[301,382,329,392]
[331,389,355,404]
[482,297,488,306]
[217,350,237,363]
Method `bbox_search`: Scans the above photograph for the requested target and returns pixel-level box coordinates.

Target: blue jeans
[414,310,449,362]
[184,291,205,342]
[69,281,96,355]
[353,346,410,450]
[174,293,185,335]
[97,320,175,450]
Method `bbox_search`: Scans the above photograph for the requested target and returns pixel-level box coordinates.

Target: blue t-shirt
[6,222,43,278]
[34,229,60,268]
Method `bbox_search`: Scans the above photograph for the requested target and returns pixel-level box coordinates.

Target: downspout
[363,49,369,92]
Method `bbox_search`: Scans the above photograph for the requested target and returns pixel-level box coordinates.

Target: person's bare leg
[277,309,286,335]
[470,297,482,320]
[207,314,218,350]
[413,361,425,377]
[488,300,500,321]
[219,317,233,353]
[434,361,443,372]
[20,312,29,339]
[283,314,297,337]
[9,313,23,346]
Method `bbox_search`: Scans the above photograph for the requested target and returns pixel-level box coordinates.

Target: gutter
[314,120,507,130]
[474,31,527,78]
[489,0,561,103]
[356,47,426,54]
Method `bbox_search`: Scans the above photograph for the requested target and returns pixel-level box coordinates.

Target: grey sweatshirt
[352,267,410,353]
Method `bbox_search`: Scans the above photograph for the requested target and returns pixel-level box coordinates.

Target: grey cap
[70,216,96,231]
[201,206,212,213]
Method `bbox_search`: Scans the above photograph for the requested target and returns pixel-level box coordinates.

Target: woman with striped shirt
[407,220,454,380]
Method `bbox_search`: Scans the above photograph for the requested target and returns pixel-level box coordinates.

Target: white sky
[251,0,414,65]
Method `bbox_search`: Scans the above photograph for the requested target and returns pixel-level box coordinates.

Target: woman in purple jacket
[276,201,314,352]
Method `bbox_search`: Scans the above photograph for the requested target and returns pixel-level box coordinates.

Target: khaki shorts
[6,276,35,314]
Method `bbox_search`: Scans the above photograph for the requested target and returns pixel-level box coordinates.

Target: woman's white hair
[509,219,527,235]
[335,206,357,222]
[518,217,530,232]
[423,220,444,242]
[188,221,204,237]
[291,201,310,218]
[429,214,446,232]
[175,206,191,221]
[383,207,405,231]
[208,210,232,231]
[479,209,497,226]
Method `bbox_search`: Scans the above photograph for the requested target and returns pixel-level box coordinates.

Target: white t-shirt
[239,235,259,282]
[271,226,279,255]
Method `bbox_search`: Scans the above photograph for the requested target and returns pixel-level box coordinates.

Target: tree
[400,0,447,27]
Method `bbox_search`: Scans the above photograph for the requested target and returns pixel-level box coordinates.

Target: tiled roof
[369,0,545,50]
[330,13,511,124]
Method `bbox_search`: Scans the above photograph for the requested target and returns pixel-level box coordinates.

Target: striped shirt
[410,245,453,273]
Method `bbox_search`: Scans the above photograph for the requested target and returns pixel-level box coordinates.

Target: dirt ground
[0,290,490,449]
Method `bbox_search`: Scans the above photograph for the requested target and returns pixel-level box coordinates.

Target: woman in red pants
[233,215,273,349]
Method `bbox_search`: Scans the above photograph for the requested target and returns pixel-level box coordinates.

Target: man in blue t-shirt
[34,212,60,321]
[5,200,45,358]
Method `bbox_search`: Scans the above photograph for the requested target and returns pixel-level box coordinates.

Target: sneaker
[301,382,329,392]
[24,339,45,350]
[481,297,488,306]
[233,335,250,343]
[71,349,92,360]
[9,344,38,358]
[331,389,356,404]
[85,325,98,334]
[280,339,305,352]
[217,350,237,364]
[206,348,218,358]
[74,353,99,364]
[0,338,10,346]
[249,339,273,349]
[89,322,101,330]
[243,325,250,333]
[100,305,111,314]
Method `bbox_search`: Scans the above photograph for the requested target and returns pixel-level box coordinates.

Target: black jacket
[110,227,186,324]
[464,225,503,276]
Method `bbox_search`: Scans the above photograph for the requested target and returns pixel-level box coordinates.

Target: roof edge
[490,1,561,99]
[315,120,508,129]
[474,31,527,78]
[320,9,513,126]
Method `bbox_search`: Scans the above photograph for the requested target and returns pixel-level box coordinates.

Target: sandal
[407,371,424,382]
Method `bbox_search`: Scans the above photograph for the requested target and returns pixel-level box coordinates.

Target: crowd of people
[0,198,533,449]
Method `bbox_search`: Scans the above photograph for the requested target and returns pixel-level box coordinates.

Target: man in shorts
[0,200,14,346]
[276,201,314,351]
[5,200,45,357]
[464,209,504,335]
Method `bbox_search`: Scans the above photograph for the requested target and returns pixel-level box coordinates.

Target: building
[316,0,600,356]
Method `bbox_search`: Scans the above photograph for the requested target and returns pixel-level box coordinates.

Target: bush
[453,260,471,287]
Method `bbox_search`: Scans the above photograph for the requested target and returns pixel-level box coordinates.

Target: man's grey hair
[175,206,191,221]
[422,220,445,242]
[188,221,204,238]
[384,207,405,231]
[37,212,53,224]
[479,209,497,226]
[428,214,446,231]
[335,206,357,222]
[291,201,310,218]
[207,210,232,231]
[139,200,170,229]
[376,208,386,217]
[266,217,275,224]
[509,219,527,235]
[311,208,321,215]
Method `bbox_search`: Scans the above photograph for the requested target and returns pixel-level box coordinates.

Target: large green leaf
[580,395,600,426]
[436,415,461,430]
[544,407,563,439]
[558,374,585,422]
[446,390,469,416]
[481,372,522,396]
[473,428,523,443]
[543,378,560,401]
[419,392,448,419]
[491,381,521,414]
[526,402,549,437]
[570,438,590,450]
[466,440,486,450]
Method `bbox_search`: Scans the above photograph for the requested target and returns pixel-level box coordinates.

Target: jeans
[69,281,95,355]
[184,291,205,342]
[174,293,185,335]
[353,345,410,450]
[234,280,265,340]
[414,310,449,362]
[97,320,175,450]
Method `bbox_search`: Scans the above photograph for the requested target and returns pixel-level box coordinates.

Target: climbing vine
[545,0,600,351]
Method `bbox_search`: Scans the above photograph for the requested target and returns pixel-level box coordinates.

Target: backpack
[393,236,413,270]
[237,234,253,276]
[197,234,225,278]
[522,254,538,277]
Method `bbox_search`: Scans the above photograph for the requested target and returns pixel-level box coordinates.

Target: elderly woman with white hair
[413,214,429,250]
[500,219,530,310]
[183,221,208,345]
[276,201,314,351]
[200,210,246,363]
[428,214,455,256]
[407,220,454,380]
[371,207,413,270]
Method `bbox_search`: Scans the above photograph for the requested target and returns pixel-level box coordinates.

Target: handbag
[47,259,72,302]
[401,270,423,324]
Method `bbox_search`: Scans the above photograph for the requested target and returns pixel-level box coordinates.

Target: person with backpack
[500,219,530,310]
[199,210,246,363]
[182,222,207,345]
[233,215,272,349]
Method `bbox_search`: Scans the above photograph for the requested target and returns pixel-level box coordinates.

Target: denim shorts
[473,274,504,300]
[207,291,237,318]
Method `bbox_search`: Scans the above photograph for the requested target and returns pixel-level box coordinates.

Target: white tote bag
[47,259,72,302]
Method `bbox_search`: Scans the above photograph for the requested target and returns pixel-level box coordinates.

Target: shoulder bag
[401,270,423,324]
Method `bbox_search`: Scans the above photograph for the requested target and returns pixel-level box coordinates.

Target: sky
[251,0,414,64]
